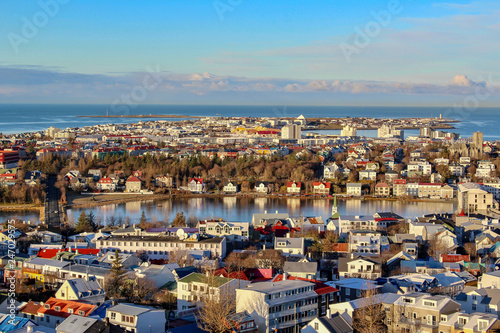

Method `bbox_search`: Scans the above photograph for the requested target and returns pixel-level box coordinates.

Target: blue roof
[90,302,113,320]
[490,241,500,252]
[0,316,32,332]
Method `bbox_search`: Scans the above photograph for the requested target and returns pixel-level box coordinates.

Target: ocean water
[1,104,499,139]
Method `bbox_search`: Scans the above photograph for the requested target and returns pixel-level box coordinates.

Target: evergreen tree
[139,211,147,225]
[75,211,91,233]
[171,212,186,227]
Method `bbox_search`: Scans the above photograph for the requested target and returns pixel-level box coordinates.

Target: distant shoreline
[77,115,199,119]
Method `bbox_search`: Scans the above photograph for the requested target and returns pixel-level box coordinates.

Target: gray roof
[60,264,112,276]
[284,261,317,274]
[274,237,304,249]
[338,256,381,272]
[25,257,69,269]
[107,303,158,316]
[318,313,353,333]
[241,280,314,294]
[64,277,104,298]
[56,314,99,333]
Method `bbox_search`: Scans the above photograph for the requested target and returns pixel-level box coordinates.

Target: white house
[223,181,239,193]
[106,303,166,333]
[346,183,362,196]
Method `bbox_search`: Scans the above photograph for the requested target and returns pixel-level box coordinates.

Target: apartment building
[348,230,381,256]
[458,183,495,213]
[346,183,362,197]
[236,280,318,333]
[177,272,250,314]
[439,312,500,333]
[337,215,380,238]
[96,236,226,259]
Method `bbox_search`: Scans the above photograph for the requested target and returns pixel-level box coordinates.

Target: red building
[0,150,19,168]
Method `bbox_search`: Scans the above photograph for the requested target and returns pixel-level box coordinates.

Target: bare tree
[196,274,237,333]
[255,249,284,271]
[168,249,194,267]
[427,235,449,261]
[132,277,158,302]
[353,287,386,333]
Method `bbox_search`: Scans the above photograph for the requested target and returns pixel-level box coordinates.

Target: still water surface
[1,198,457,225]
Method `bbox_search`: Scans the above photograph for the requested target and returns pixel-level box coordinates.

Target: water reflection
[3,197,457,226]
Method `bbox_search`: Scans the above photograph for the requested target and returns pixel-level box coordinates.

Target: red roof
[330,243,348,252]
[98,177,112,183]
[213,268,249,281]
[126,176,141,182]
[37,248,100,259]
[190,178,204,184]
[441,254,470,263]
[313,182,331,188]
[37,297,96,318]
[287,182,302,187]
[272,275,338,295]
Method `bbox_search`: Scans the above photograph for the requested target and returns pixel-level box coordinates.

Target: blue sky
[0,0,499,106]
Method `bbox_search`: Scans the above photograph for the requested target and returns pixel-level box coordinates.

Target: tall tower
[473,131,483,157]
[330,195,340,219]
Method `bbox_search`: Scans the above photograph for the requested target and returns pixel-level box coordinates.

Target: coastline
[77,115,199,119]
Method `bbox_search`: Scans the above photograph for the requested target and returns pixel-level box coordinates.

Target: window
[314,322,319,330]
[472,304,477,311]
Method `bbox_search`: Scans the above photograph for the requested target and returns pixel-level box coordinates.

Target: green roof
[179,273,232,287]
[161,281,177,291]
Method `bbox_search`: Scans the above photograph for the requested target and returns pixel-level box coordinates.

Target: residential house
[97,177,116,191]
[197,220,250,241]
[223,181,239,193]
[106,303,166,333]
[98,251,142,268]
[155,174,173,188]
[125,176,141,193]
[334,278,381,302]
[313,182,331,196]
[19,298,96,328]
[274,236,305,256]
[358,170,376,181]
[393,179,407,197]
[254,181,270,194]
[456,286,500,317]
[283,261,318,280]
[56,314,126,333]
[374,183,390,197]
[188,178,205,193]
[301,312,353,333]
[337,256,382,280]
[54,277,105,305]
[323,165,341,180]
[287,182,302,195]
[346,183,361,197]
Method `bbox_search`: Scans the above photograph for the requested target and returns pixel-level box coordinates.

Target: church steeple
[330,195,340,219]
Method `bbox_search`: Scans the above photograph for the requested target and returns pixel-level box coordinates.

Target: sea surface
[1,104,499,139]
[0,197,457,226]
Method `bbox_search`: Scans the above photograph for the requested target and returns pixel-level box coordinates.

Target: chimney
[350,253,354,259]
[265,210,267,214]
[286,233,290,238]
[27,326,33,333]
[283,272,287,280]
[105,317,110,326]
[263,244,266,250]
[276,210,278,214]
[326,308,331,318]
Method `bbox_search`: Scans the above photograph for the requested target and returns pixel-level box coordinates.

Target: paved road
[45,176,62,227]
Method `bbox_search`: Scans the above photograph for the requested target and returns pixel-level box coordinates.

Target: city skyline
[1,0,499,106]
